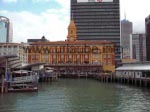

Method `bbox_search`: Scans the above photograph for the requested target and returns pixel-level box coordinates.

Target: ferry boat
[8,70,38,92]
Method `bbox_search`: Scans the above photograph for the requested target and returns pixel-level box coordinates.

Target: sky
[0,0,150,43]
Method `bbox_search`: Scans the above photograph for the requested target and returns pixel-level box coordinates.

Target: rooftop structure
[27,36,49,43]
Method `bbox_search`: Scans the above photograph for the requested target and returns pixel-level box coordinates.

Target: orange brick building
[27,19,115,72]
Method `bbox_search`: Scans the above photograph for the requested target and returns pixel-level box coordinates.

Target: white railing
[12,75,36,83]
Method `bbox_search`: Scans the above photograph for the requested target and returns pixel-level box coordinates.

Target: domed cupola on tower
[67,19,77,41]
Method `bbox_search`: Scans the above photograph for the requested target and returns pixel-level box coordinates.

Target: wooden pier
[39,72,58,82]
[93,73,150,88]
[44,64,150,88]
[0,74,8,93]
[44,64,103,79]
[2,62,150,93]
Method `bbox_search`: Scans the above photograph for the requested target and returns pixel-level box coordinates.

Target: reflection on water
[0,79,150,112]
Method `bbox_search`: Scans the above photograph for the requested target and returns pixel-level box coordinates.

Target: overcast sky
[0,0,150,42]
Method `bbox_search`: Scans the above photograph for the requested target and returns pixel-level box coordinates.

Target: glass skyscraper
[0,16,13,43]
[71,0,121,66]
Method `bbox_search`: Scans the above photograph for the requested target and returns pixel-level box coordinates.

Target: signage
[77,0,113,2]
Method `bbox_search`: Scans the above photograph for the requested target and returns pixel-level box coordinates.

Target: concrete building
[0,16,13,43]
[130,34,146,62]
[0,43,28,68]
[121,19,133,59]
[145,15,150,61]
[71,0,120,66]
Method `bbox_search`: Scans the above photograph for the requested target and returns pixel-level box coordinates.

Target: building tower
[145,15,150,61]
[130,34,146,62]
[67,19,77,41]
[121,19,133,59]
[71,0,120,66]
[0,16,13,43]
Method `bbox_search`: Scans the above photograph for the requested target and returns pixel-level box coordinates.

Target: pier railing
[13,75,33,83]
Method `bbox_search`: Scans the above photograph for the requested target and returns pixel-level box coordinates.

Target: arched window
[71,30,73,34]
[69,54,72,59]
[92,46,98,54]
[77,54,80,59]
[53,48,56,53]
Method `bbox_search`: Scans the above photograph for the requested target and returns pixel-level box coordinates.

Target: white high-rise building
[0,16,13,43]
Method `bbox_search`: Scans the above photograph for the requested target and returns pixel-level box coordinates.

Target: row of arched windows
[27,46,114,54]
[103,46,114,53]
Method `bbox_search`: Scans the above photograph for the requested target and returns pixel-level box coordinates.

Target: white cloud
[1,0,150,43]
[2,0,17,3]
[0,8,69,43]
[55,0,70,9]
[120,0,150,33]
[32,0,50,3]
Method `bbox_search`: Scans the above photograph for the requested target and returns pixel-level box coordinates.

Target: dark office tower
[71,0,120,66]
[145,15,150,61]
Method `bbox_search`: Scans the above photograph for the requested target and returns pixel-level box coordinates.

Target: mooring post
[140,79,142,87]
[127,78,129,85]
[134,78,137,86]
[132,78,134,85]
[144,74,147,87]
[1,74,4,93]
[110,74,112,83]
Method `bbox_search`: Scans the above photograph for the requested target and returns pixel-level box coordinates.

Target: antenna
[124,9,126,20]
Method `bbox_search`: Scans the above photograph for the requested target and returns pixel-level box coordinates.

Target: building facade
[27,20,115,72]
[145,15,150,61]
[0,16,13,43]
[0,43,28,68]
[71,0,120,66]
[121,19,133,59]
[130,34,146,62]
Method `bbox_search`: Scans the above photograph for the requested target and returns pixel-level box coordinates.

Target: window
[69,55,72,59]
[61,48,64,53]
[108,55,111,58]
[53,55,56,59]
[71,30,73,34]
[85,55,88,59]
[92,46,98,54]
[61,55,64,58]
[42,54,49,62]
[53,48,56,53]
[86,48,89,53]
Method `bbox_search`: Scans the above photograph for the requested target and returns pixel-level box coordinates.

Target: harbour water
[0,79,150,112]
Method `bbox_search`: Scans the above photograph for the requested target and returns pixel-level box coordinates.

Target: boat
[8,70,38,92]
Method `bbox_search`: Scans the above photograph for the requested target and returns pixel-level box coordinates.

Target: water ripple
[0,79,150,112]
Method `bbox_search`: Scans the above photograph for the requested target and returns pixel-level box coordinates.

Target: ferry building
[27,20,115,72]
